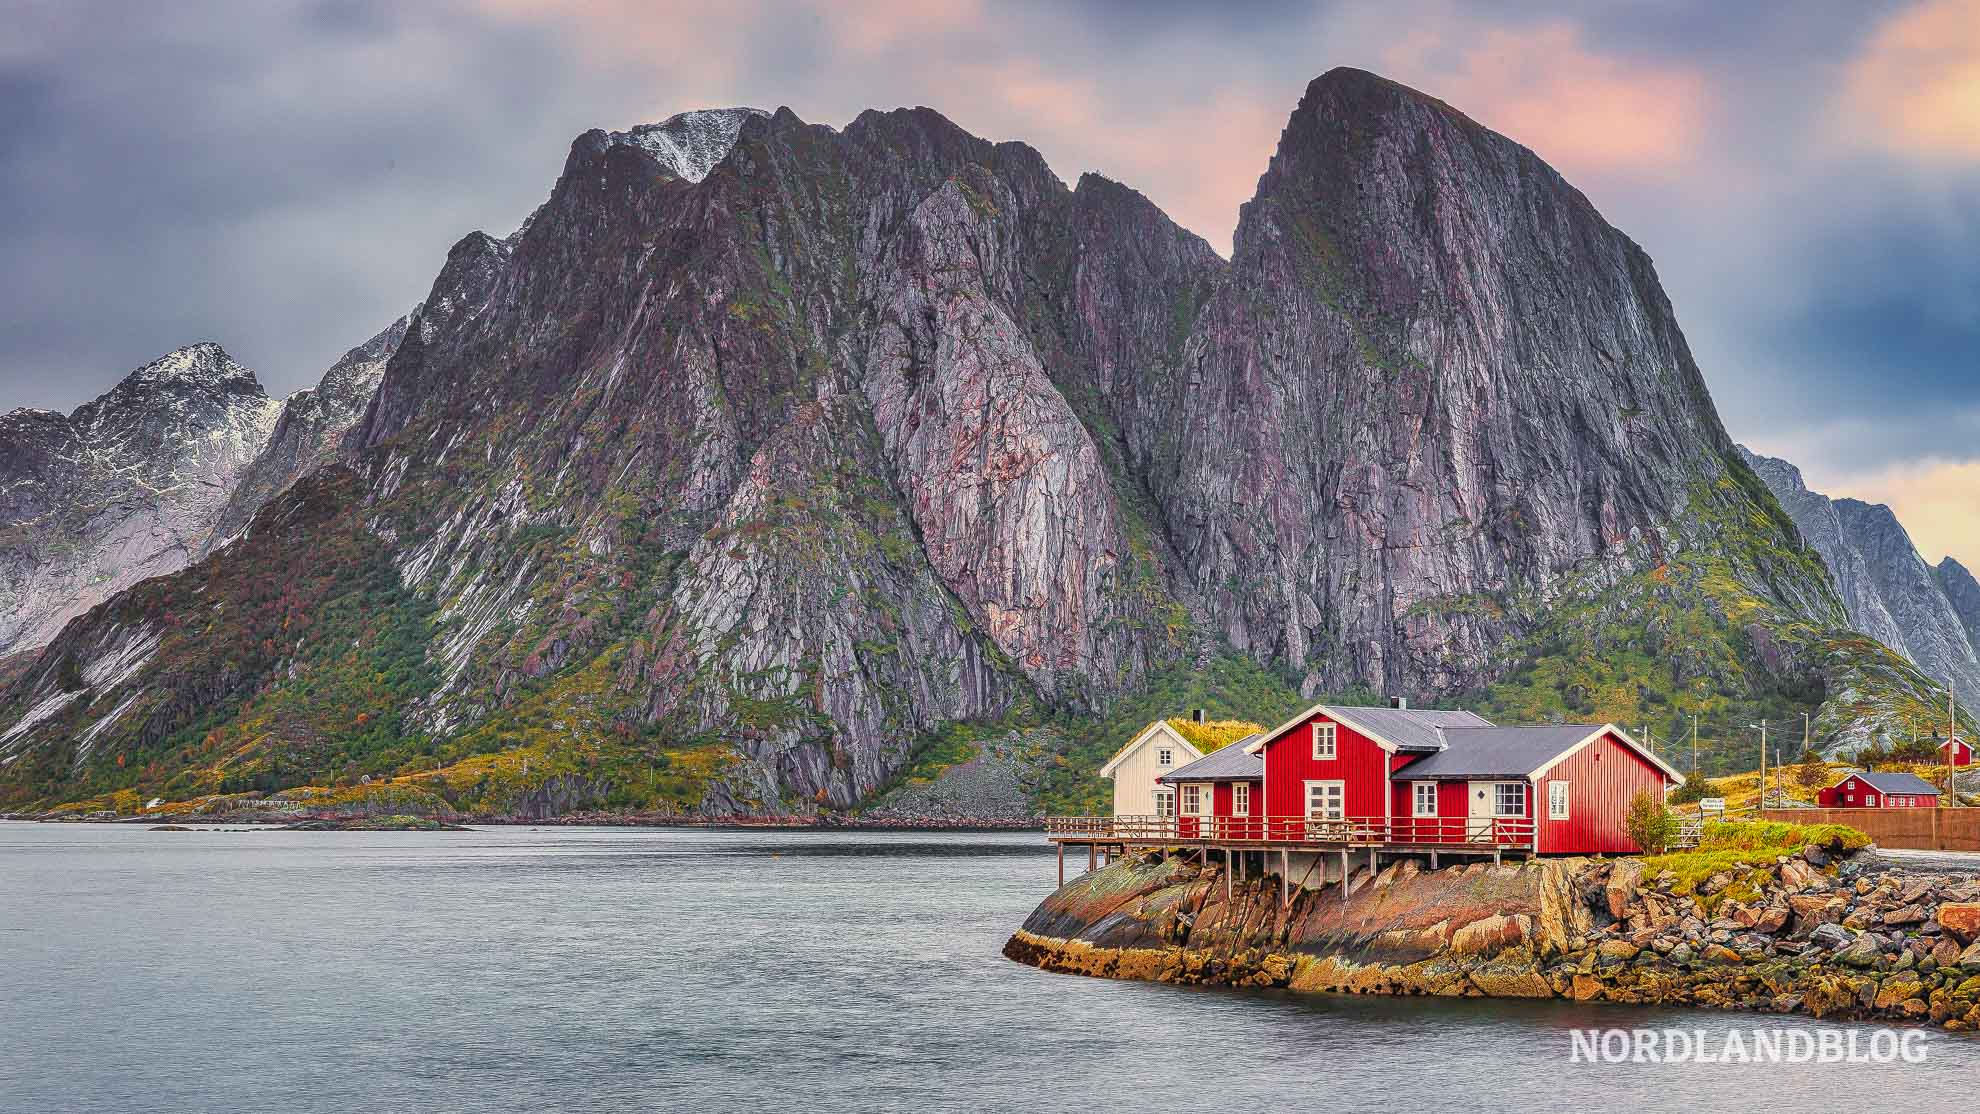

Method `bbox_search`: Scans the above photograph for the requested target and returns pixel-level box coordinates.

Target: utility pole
[1949,683,1959,808]
[1803,712,1811,759]
[1692,714,1700,775]
[1754,720,1768,814]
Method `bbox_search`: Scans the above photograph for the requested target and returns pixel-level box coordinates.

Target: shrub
[1625,789,1677,853]
[1668,776,1713,805]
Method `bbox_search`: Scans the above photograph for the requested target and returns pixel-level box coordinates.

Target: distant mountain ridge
[0,317,415,660]
[1741,446,1980,702]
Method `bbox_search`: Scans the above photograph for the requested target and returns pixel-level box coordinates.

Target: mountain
[1740,447,1980,702]
[1,72,1964,816]
[0,344,281,657]
[201,309,419,556]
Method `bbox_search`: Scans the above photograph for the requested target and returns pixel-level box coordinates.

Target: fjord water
[3,824,1975,1113]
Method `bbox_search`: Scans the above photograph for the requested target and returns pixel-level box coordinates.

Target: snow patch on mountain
[608,108,768,183]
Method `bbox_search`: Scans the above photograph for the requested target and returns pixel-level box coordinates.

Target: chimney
[1192,708,1206,724]
[1390,696,1408,710]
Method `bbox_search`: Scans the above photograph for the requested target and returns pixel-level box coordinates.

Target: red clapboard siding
[1535,729,1666,854]
[1261,712,1391,821]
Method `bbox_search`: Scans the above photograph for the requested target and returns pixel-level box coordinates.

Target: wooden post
[1369,847,1378,876]
[1280,849,1290,908]
[1339,849,1349,901]
[1225,851,1233,904]
[1057,842,1065,887]
[1493,848,1502,865]
[1430,850,1439,870]
[1088,842,1097,873]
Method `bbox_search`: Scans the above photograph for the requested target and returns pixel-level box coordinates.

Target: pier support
[1225,852,1233,904]
[1057,842,1065,887]
[1430,850,1438,870]
[1280,849,1290,908]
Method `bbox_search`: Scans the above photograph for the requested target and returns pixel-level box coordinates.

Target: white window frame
[1548,780,1570,821]
[1181,783,1204,816]
[1412,782,1437,818]
[1493,781,1527,818]
[1304,779,1345,820]
[1232,782,1251,817]
[1154,790,1174,818]
[1311,722,1337,760]
[1866,794,1879,808]
[1157,747,1173,767]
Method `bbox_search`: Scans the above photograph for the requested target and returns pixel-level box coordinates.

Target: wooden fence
[1762,807,1980,852]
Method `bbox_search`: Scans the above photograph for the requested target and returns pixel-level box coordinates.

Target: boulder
[1703,943,1744,965]
[1836,933,1885,968]
[1883,905,1928,927]
[1938,903,1980,944]
[1960,941,1980,971]
[1606,860,1644,920]
[1802,844,1830,867]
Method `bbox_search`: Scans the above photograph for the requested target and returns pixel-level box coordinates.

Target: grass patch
[1640,819,1869,895]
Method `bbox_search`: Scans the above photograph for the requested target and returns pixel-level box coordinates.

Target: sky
[3,0,1977,562]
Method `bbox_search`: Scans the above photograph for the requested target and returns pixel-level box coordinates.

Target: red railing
[1044,814,1536,848]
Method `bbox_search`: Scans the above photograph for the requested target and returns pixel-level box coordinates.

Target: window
[1549,780,1570,821]
[1413,782,1437,817]
[1157,748,1173,767]
[1494,782,1527,818]
[1866,795,1879,808]
[1181,784,1203,816]
[1311,722,1337,760]
[1232,782,1251,817]
[1305,780,1344,820]
[1155,791,1174,818]
[1844,791,1855,804]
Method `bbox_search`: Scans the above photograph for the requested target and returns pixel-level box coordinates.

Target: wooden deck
[1042,814,1538,886]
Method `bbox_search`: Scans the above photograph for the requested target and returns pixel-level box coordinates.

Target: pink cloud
[1843,0,1980,158]
[1382,22,1713,180]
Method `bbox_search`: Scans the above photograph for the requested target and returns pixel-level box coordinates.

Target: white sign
[1699,798,1726,815]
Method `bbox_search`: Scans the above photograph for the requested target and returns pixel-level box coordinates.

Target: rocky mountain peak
[605,107,770,183]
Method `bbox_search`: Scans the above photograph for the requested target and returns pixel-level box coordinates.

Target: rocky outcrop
[0,344,281,656]
[1007,842,1980,1028]
[1742,447,1980,698]
[202,309,417,555]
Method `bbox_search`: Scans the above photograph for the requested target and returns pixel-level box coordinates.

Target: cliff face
[0,344,281,656]
[0,71,1955,814]
[1742,447,1980,700]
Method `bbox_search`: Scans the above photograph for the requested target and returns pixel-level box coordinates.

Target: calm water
[3,823,1976,1112]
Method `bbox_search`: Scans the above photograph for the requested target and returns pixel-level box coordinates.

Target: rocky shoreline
[1004,839,1980,1029]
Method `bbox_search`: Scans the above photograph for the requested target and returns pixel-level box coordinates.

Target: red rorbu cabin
[1817,771,1941,809]
[1941,737,1973,768]
[1158,740,1264,840]
[1239,702,1684,854]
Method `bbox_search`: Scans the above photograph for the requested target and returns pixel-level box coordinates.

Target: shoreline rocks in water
[1004,841,1980,1029]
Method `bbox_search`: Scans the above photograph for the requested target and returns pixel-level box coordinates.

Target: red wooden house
[1238,702,1684,854]
[1940,737,1973,768]
[1158,741,1263,840]
[1817,770,1940,809]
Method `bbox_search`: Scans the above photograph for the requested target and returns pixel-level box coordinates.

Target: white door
[1467,780,1495,841]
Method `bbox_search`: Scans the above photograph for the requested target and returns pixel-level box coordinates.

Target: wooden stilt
[1493,848,1502,865]
[1057,842,1065,887]
[1340,849,1349,901]
[1430,850,1438,870]
[1369,847,1378,876]
[1280,849,1290,907]
[1088,842,1097,873]
[1225,851,1233,904]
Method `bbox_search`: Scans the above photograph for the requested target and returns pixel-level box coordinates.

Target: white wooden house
[1098,721,1203,818]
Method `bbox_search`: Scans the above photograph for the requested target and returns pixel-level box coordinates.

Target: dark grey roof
[1848,771,1941,796]
[1390,725,1601,779]
[1320,705,1494,752]
[1160,745,1264,783]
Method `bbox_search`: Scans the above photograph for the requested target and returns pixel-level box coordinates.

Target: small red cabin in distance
[1941,737,1973,768]
[1817,771,1940,809]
